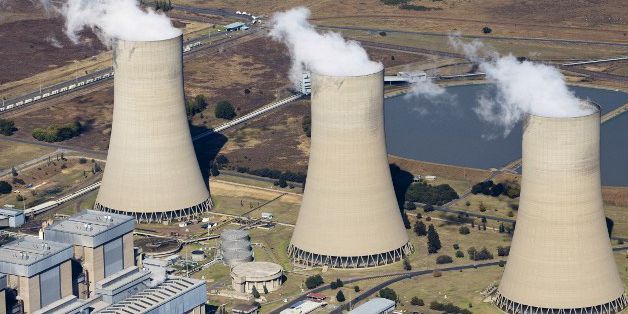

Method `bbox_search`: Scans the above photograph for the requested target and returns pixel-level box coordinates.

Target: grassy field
[0,141,54,170]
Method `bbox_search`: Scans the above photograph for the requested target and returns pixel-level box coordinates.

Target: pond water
[384,84,628,186]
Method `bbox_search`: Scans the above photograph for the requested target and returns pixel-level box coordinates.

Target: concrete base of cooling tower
[288,242,414,269]
[493,293,628,314]
[94,198,212,223]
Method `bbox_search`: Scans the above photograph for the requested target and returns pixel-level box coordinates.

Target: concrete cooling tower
[495,103,627,313]
[94,33,211,223]
[288,68,413,268]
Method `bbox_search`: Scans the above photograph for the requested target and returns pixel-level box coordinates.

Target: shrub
[404,201,416,210]
[497,246,510,257]
[32,120,82,143]
[251,286,260,298]
[436,255,453,264]
[400,4,440,11]
[381,0,410,4]
[482,26,492,34]
[302,115,311,137]
[432,270,442,277]
[453,243,460,250]
[379,31,387,36]
[430,301,445,311]
[185,94,208,117]
[379,287,398,302]
[354,286,360,292]
[411,296,424,306]
[414,220,427,236]
[0,181,12,194]
[78,157,87,164]
[214,100,236,120]
[403,257,412,270]
[455,250,465,258]
[459,226,470,235]
[0,119,17,136]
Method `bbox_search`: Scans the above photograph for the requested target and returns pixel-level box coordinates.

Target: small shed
[225,22,246,31]
[0,207,25,228]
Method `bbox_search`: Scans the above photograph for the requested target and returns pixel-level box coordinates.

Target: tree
[499,223,505,233]
[263,285,269,294]
[305,275,323,289]
[427,224,441,254]
[336,290,346,302]
[354,286,360,292]
[379,287,397,302]
[330,281,338,289]
[436,255,453,264]
[482,26,492,34]
[405,181,459,205]
[404,201,416,210]
[0,119,17,136]
[251,286,260,298]
[277,177,288,188]
[0,181,12,194]
[414,220,427,236]
[497,246,510,257]
[335,278,344,288]
[403,257,412,270]
[459,226,470,235]
[411,296,424,306]
[455,250,465,258]
[214,100,236,120]
[210,164,220,176]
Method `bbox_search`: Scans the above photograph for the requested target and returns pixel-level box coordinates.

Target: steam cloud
[269,7,382,85]
[44,0,180,45]
[449,35,594,137]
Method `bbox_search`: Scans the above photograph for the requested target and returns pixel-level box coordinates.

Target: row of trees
[413,221,442,254]
[471,180,520,199]
[235,167,306,183]
[32,120,82,143]
[185,95,208,117]
[0,119,16,136]
[405,181,459,206]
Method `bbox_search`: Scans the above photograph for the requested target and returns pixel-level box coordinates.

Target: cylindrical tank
[288,67,412,268]
[221,240,252,252]
[496,103,627,313]
[191,250,205,262]
[223,249,254,266]
[220,230,250,242]
[94,33,211,223]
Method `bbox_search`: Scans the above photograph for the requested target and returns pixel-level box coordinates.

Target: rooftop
[0,236,73,277]
[225,22,246,29]
[348,298,395,314]
[45,210,134,247]
[231,261,283,278]
[97,277,206,314]
[0,208,24,217]
[232,304,259,313]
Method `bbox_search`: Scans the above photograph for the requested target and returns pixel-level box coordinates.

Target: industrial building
[225,22,247,31]
[230,262,283,294]
[348,298,395,314]
[495,103,627,314]
[0,208,25,228]
[288,67,413,268]
[0,237,74,313]
[95,33,212,223]
[0,273,7,314]
[44,210,135,297]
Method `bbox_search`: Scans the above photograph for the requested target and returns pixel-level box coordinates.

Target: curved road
[270,261,503,313]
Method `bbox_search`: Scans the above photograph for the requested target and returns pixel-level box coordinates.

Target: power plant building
[231,262,283,294]
[495,103,627,313]
[44,210,135,297]
[288,68,412,268]
[0,237,73,313]
[95,32,211,223]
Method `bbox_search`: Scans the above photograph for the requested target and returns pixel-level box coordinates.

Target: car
[34,95,41,101]
[86,79,94,84]
[51,90,59,95]
[77,81,85,87]
[42,93,50,98]
[6,104,14,109]
[60,87,68,92]
[24,98,32,104]
[15,101,23,106]
[103,73,110,78]
[68,84,76,89]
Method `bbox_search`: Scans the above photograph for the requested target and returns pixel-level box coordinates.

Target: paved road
[315,22,628,46]
[270,261,504,313]
[172,4,253,21]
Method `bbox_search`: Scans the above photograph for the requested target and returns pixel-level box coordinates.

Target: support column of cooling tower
[495,103,627,313]
[288,67,413,269]
[95,34,212,223]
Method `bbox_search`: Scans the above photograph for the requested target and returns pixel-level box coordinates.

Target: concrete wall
[289,69,410,259]
[18,275,39,313]
[95,34,210,215]
[84,245,104,296]
[60,260,72,298]
[498,107,625,309]
[122,233,134,269]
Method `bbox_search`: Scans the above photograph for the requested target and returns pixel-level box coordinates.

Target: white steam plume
[53,0,180,45]
[450,35,594,137]
[269,7,382,85]
[404,74,446,99]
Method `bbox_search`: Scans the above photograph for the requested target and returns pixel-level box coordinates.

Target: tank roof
[348,298,395,313]
[0,236,73,277]
[44,210,134,247]
[231,261,283,278]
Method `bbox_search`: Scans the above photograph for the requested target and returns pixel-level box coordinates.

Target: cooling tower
[94,33,211,223]
[495,103,627,313]
[288,68,413,268]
